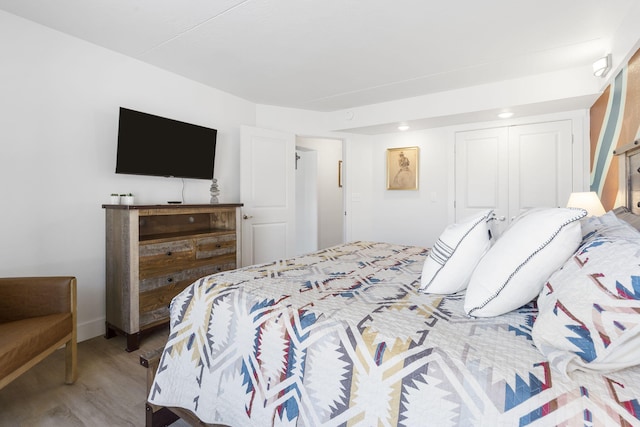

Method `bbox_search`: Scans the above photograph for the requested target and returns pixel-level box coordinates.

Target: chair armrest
[0,277,76,323]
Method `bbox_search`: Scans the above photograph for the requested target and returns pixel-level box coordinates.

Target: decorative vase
[210,179,220,204]
[121,195,134,205]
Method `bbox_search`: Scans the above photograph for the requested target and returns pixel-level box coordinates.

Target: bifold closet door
[507,121,573,218]
[454,127,509,234]
[455,120,573,236]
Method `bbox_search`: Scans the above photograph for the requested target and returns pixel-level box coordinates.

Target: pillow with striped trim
[464,208,587,317]
[420,210,494,294]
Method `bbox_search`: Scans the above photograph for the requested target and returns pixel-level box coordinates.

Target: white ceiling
[0,0,636,113]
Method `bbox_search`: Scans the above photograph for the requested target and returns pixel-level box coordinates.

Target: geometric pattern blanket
[148,241,640,426]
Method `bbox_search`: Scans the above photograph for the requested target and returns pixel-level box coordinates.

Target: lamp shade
[566,192,606,216]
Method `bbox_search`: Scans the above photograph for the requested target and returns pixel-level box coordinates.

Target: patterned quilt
[148,241,640,426]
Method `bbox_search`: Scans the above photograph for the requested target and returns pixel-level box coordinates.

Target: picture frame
[386,146,419,190]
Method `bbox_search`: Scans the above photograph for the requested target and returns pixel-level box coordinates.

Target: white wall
[340,127,452,248]
[296,137,344,250]
[0,9,613,343]
[0,11,255,341]
[259,108,589,250]
[295,148,318,254]
[365,128,451,248]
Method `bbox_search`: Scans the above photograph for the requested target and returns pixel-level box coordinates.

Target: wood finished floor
[0,326,188,426]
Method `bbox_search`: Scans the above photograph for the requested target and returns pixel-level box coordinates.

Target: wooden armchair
[0,276,77,390]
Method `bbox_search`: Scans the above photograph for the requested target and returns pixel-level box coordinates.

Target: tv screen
[115,107,217,180]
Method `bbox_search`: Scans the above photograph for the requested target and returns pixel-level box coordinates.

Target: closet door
[508,121,573,218]
[455,127,509,234]
[455,120,573,236]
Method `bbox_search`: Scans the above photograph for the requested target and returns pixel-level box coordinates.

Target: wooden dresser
[103,203,242,351]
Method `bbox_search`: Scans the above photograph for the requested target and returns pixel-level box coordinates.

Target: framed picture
[387,146,419,190]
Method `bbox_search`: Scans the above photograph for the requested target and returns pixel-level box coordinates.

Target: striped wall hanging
[590,48,640,210]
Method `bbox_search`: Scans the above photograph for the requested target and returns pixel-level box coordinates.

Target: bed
[144,211,640,426]
[144,149,640,427]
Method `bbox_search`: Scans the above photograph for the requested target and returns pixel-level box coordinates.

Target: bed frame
[141,349,226,427]
[613,140,640,214]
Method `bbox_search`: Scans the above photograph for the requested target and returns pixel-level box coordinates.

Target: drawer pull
[216,267,222,272]
[216,244,222,248]
[167,277,174,283]
[166,251,172,256]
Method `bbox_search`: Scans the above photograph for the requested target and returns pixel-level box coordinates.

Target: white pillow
[464,208,586,317]
[420,210,493,294]
[580,210,638,243]
[612,206,640,231]
[533,227,640,374]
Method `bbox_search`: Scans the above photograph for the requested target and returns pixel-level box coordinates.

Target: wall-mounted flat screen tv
[115,107,217,180]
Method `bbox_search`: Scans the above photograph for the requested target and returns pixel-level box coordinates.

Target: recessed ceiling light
[498,112,514,119]
[398,124,410,131]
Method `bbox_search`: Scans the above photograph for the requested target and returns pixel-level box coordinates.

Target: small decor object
[210,178,220,204]
[110,193,120,204]
[387,146,418,190]
[121,193,134,205]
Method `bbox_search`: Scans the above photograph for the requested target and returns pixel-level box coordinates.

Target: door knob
[243,214,253,220]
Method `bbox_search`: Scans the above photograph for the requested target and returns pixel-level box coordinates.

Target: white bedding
[149,241,640,426]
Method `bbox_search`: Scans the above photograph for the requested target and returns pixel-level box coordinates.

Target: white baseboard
[77,317,106,343]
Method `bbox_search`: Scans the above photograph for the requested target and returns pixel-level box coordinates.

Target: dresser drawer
[140,263,232,292]
[139,239,194,279]
[140,267,195,293]
[196,233,236,260]
[138,263,228,327]
[139,306,171,330]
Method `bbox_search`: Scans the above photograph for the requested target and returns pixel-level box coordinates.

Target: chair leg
[65,337,77,384]
[66,277,78,384]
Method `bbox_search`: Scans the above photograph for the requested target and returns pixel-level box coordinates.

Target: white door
[508,121,573,217]
[240,126,296,266]
[455,120,573,235]
[455,127,509,234]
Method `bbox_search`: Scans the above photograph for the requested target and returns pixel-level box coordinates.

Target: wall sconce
[593,54,611,78]
[566,191,606,216]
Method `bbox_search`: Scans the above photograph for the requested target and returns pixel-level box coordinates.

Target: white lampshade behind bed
[566,191,606,216]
